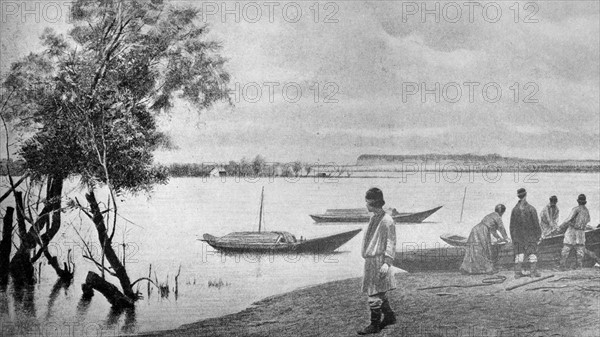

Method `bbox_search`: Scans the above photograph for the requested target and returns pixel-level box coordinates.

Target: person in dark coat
[509,188,542,278]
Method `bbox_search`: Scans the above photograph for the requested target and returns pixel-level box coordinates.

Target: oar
[506,274,554,291]
[459,186,467,223]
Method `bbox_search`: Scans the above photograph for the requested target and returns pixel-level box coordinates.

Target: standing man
[558,194,590,270]
[540,196,560,238]
[357,188,397,335]
[509,188,542,278]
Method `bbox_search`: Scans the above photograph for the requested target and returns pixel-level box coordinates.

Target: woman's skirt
[460,222,496,274]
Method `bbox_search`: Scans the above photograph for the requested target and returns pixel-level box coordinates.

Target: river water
[1,173,598,335]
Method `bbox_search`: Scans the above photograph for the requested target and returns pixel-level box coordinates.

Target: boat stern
[201,233,216,242]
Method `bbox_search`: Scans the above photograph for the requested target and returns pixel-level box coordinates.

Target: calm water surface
[1,173,598,335]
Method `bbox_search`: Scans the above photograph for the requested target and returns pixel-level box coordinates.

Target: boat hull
[394,228,600,272]
[202,229,362,254]
[310,206,443,223]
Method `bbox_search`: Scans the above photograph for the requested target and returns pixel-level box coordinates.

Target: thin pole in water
[460,186,467,223]
[258,186,264,232]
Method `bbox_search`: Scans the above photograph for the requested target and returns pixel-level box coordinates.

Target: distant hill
[356,154,600,172]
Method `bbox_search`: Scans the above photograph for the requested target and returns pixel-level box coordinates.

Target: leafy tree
[2,0,230,305]
[292,161,302,176]
[252,155,266,176]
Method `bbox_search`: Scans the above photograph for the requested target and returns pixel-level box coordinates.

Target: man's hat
[365,187,385,207]
[577,194,586,203]
[550,195,558,202]
[517,188,527,198]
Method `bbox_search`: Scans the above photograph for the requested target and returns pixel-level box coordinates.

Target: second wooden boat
[310,206,443,223]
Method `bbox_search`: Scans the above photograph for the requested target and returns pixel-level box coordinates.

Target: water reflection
[12,282,36,318]
[1,281,37,336]
[76,296,92,320]
[45,279,71,320]
[107,306,137,335]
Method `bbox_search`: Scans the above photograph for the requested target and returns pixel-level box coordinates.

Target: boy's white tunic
[361,211,397,295]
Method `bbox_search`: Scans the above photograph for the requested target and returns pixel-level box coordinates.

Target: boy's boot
[357,309,381,335]
[380,299,397,329]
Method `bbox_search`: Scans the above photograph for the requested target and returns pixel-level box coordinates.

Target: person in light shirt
[540,195,560,239]
[357,188,397,335]
[559,194,591,270]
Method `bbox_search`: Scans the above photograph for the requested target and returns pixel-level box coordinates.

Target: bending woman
[460,204,509,275]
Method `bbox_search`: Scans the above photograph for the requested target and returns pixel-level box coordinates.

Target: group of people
[355,187,593,335]
[460,188,592,277]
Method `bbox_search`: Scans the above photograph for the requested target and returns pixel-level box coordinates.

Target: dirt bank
[139,268,600,337]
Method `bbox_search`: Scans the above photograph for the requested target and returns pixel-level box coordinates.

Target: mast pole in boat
[460,186,467,223]
[258,186,265,232]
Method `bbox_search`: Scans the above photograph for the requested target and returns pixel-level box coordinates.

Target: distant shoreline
[163,165,600,178]
[2,168,599,179]
[3,155,599,178]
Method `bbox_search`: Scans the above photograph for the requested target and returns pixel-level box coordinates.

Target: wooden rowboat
[394,228,600,272]
[309,206,443,223]
[200,187,361,253]
[200,229,362,253]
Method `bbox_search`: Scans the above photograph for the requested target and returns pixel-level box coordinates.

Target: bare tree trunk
[10,175,74,282]
[85,191,136,300]
[0,207,14,286]
[9,192,35,285]
[31,175,73,282]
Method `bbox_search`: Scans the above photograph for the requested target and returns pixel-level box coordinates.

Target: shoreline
[137,268,600,337]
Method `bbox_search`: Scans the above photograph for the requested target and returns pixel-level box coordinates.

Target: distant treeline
[4,155,598,179]
[166,156,333,178]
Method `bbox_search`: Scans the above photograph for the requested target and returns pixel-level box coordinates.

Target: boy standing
[358,188,397,335]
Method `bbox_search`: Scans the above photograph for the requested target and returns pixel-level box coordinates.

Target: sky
[1,0,599,164]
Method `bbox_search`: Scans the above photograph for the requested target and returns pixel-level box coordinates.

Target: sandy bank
[138,268,599,337]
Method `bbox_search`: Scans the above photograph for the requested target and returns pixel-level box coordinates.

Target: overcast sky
[1,1,599,163]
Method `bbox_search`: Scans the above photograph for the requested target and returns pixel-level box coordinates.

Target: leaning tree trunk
[85,191,136,300]
[30,174,73,281]
[82,271,134,308]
